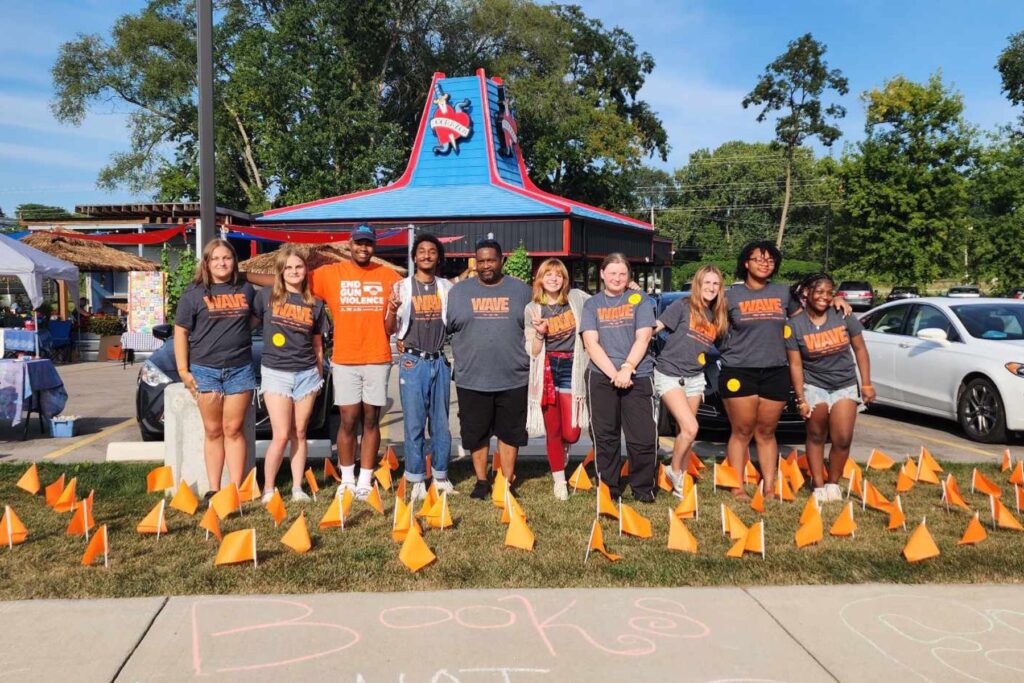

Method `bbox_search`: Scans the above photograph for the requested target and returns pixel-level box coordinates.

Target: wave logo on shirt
[546,309,577,339]
[271,302,313,330]
[412,293,442,322]
[203,293,248,318]
[687,311,717,345]
[738,297,783,320]
[804,326,850,357]
[338,280,386,311]
[471,296,510,318]
[597,304,634,328]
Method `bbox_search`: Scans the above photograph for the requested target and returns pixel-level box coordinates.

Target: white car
[859,298,1024,443]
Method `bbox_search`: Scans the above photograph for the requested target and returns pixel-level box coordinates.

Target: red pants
[542,392,581,472]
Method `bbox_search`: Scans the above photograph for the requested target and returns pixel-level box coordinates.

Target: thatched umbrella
[239,242,406,276]
[21,231,160,271]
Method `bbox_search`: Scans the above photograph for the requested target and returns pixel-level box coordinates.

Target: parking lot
[0,359,1016,466]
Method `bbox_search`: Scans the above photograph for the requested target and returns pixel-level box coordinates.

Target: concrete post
[163,383,255,495]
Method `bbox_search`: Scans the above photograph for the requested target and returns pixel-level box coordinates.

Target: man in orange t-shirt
[310,224,401,499]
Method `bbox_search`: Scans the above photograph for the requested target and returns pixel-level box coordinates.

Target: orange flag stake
[919,446,943,474]
[866,449,896,470]
[795,506,823,548]
[215,528,257,567]
[169,480,199,516]
[584,519,621,562]
[392,498,413,543]
[16,463,41,495]
[903,456,918,479]
[744,460,761,485]
[265,490,287,527]
[500,491,527,525]
[796,452,810,474]
[657,464,673,492]
[990,495,1024,531]
[799,495,820,525]
[972,468,1002,498]
[779,456,805,493]
[1001,448,1013,472]
[384,445,400,471]
[44,474,65,507]
[720,503,748,540]
[581,447,595,469]
[146,465,174,493]
[425,453,432,475]
[81,524,109,567]
[137,499,167,538]
[1009,461,1024,487]
[491,450,501,474]
[281,512,312,553]
[395,475,406,501]
[320,490,353,530]
[862,479,891,513]
[959,512,987,545]
[374,461,393,491]
[426,491,454,530]
[504,505,535,551]
[745,521,765,558]
[304,468,319,502]
[941,474,971,513]
[674,484,699,519]
[568,462,593,492]
[199,505,221,541]
[842,458,861,481]
[620,460,630,477]
[210,484,241,520]
[52,476,78,513]
[1016,484,1024,514]
[0,505,28,548]
[667,510,698,553]
[903,517,940,563]
[847,468,863,500]
[597,480,619,519]
[887,495,907,531]
[830,501,857,537]
[66,495,95,538]
[776,475,796,502]
[238,468,261,503]
[492,469,508,509]
[324,459,341,482]
[618,501,652,539]
[365,483,384,515]
[896,465,916,493]
[750,482,765,513]
[399,521,436,572]
[417,483,439,518]
[713,461,742,490]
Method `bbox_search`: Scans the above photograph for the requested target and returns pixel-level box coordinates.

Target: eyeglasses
[748,255,776,264]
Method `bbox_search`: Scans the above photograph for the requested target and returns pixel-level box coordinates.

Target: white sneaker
[813,487,828,505]
[666,467,685,499]
[355,486,372,501]
[291,489,311,503]
[553,480,569,501]
[261,489,275,504]
[825,483,843,502]
[410,482,427,502]
[336,482,355,498]
[434,479,456,495]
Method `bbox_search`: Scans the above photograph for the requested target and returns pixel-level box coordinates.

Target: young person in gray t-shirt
[786,273,874,504]
[580,253,657,503]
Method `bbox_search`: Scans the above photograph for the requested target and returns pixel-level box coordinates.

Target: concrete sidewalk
[4,583,1023,682]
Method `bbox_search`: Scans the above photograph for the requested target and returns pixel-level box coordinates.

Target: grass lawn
[1,458,1023,600]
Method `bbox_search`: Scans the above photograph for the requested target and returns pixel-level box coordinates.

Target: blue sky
[1,0,1022,213]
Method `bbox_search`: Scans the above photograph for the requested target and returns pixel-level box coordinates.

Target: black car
[136,324,334,441]
[886,286,920,302]
[651,292,804,437]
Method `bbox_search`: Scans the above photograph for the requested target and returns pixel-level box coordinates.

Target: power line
[643,201,836,213]
[633,178,833,192]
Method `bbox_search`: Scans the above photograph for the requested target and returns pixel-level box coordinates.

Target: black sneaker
[632,490,656,504]
[470,479,492,500]
[203,490,216,508]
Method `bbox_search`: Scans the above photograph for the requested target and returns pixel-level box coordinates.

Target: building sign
[495,83,518,158]
[430,83,472,155]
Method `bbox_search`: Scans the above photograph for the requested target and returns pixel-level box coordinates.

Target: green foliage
[997,30,1024,112]
[161,244,195,319]
[835,73,976,284]
[84,316,124,336]
[969,133,1024,287]
[672,257,822,291]
[15,203,74,220]
[503,241,532,282]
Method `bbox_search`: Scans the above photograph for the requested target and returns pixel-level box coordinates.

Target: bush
[162,245,196,320]
[504,241,532,282]
[673,258,824,291]
[84,316,124,336]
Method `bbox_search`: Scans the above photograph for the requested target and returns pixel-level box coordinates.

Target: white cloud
[0,142,103,171]
[0,93,131,143]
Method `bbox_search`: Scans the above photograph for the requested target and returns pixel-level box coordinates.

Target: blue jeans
[190,363,256,395]
[398,352,452,483]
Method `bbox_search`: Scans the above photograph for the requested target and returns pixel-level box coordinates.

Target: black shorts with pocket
[456,385,529,450]
[718,365,790,402]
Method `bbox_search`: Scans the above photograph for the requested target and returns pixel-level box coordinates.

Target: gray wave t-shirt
[785,308,864,390]
[580,291,656,377]
[656,299,717,377]
[252,288,329,371]
[446,276,532,391]
[719,282,795,368]
[174,281,255,368]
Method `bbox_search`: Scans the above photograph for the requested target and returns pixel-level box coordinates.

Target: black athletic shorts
[718,365,790,402]
[456,385,529,450]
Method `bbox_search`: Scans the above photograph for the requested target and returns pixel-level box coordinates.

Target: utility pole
[196,0,216,253]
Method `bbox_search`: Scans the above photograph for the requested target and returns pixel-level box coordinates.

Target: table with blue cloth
[0,359,68,437]
[0,328,37,357]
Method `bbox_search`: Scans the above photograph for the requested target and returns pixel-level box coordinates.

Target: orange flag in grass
[199,505,221,541]
[744,460,761,485]
[210,484,241,520]
[581,447,595,469]
[324,459,341,482]
[265,490,287,527]
[896,466,916,493]
[392,499,413,543]
[990,495,1024,531]
[830,502,857,537]
[146,465,174,492]
[137,500,167,537]
[847,468,863,500]
[281,513,311,553]
[888,495,907,531]
[916,462,940,485]
[238,468,261,502]
[842,458,861,481]
[394,475,406,501]
[425,453,432,475]
[215,528,257,567]
[713,461,742,490]
[319,497,343,530]
[919,446,943,474]
[66,495,95,538]
[585,520,621,562]
[1016,484,1024,514]
[426,492,454,530]
[657,464,673,492]
[862,479,891,513]
[866,449,896,470]
[959,512,987,545]
[52,477,77,513]
[504,506,535,551]
[169,480,199,516]
[500,493,526,525]
[399,522,436,572]
[776,475,796,502]
[941,474,970,513]
[618,502,652,539]
[720,503,748,540]
[796,452,810,474]
[374,461,393,491]
[0,505,28,548]
[81,524,109,567]
[667,510,697,553]
[365,484,384,515]
[685,457,702,479]
[304,468,319,501]
[384,445,400,471]
[799,496,820,526]
[569,463,593,492]
[903,518,940,563]
[16,463,40,495]
[1001,449,1013,472]
[1009,461,1024,487]
[750,482,765,513]
[674,484,698,520]
[972,469,1001,498]
[795,506,823,548]
[597,481,619,519]
[620,460,630,477]
[727,521,765,559]
[779,456,804,493]
[687,450,706,470]
[417,483,439,518]
[491,450,501,474]
[492,469,508,509]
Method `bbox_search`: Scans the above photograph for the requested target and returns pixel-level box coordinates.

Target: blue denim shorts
[260,365,323,401]
[547,353,574,392]
[190,363,257,395]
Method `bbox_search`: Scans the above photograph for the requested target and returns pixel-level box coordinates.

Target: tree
[503,241,532,282]
[969,134,1024,287]
[742,33,848,248]
[997,30,1024,111]
[15,204,75,220]
[835,74,976,285]
[161,243,195,319]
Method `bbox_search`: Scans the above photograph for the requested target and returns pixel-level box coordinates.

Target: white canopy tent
[0,233,80,356]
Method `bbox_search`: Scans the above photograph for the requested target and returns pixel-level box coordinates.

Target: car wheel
[957,377,1007,443]
[140,425,162,442]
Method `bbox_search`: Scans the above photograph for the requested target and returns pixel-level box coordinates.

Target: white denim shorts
[332,363,391,407]
[804,382,864,412]
[260,365,323,401]
[653,369,707,398]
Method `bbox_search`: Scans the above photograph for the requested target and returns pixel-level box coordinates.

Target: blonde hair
[531,258,570,305]
[193,238,240,288]
[689,265,727,339]
[271,245,314,308]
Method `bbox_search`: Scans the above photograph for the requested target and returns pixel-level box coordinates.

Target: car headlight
[139,363,173,387]
[1006,362,1024,378]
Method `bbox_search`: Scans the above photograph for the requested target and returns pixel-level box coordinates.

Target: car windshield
[892,287,917,294]
[839,282,870,291]
[951,304,1024,341]
[949,287,979,294]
